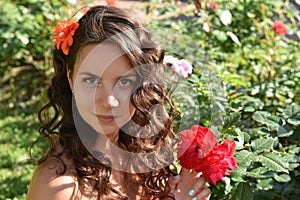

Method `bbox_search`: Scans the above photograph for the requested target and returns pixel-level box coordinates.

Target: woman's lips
[95,115,116,123]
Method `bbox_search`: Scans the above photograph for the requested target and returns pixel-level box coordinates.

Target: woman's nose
[108,95,119,107]
[95,83,117,108]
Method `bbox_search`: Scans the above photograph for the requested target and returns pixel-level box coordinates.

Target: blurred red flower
[206,2,219,10]
[106,0,117,7]
[177,125,238,185]
[273,20,287,35]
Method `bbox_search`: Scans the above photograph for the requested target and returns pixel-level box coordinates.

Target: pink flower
[273,20,287,35]
[163,55,193,78]
[177,125,238,185]
[163,55,179,65]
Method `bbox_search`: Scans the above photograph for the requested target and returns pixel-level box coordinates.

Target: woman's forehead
[76,43,124,67]
[74,43,134,77]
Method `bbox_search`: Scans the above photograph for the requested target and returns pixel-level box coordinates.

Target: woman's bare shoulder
[26,157,78,200]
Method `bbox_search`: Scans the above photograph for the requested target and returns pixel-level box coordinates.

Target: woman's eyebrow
[117,73,137,79]
[79,72,100,78]
[79,71,137,79]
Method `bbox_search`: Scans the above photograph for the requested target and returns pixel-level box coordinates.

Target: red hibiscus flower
[51,19,79,55]
[273,20,287,35]
[177,125,238,185]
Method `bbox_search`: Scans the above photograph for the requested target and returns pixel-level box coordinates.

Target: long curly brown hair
[35,5,178,199]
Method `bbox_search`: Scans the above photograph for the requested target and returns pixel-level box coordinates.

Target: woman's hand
[169,168,210,200]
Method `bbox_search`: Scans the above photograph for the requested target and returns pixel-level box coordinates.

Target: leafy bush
[0,0,80,199]
[0,0,299,199]
[0,0,81,114]
[146,0,300,199]
[0,0,70,72]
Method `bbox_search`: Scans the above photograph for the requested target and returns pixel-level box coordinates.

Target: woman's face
[68,44,137,142]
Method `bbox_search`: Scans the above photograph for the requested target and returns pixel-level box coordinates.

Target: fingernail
[188,189,195,196]
[173,174,180,179]
[192,197,197,200]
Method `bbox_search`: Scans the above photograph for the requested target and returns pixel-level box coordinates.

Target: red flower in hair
[51,19,79,55]
[177,125,238,185]
[273,20,287,35]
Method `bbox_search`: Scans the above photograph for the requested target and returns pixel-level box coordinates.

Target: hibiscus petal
[67,35,73,46]
[61,41,69,55]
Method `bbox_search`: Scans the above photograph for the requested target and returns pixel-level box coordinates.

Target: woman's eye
[82,77,99,85]
[117,79,133,87]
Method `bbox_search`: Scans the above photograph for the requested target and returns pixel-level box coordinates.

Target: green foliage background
[146,0,299,199]
[0,0,299,199]
[0,0,80,199]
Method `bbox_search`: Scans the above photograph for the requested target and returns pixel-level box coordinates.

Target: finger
[169,174,181,184]
[195,171,202,178]
[181,167,200,174]
[168,174,181,191]
[195,187,211,200]
[188,177,206,197]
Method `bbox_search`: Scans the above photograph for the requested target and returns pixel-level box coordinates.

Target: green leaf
[252,111,271,123]
[277,126,294,137]
[246,167,270,179]
[223,112,241,130]
[243,132,250,143]
[220,10,232,26]
[287,118,300,126]
[231,182,253,200]
[274,173,291,182]
[248,127,269,136]
[259,153,289,173]
[230,167,246,182]
[257,178,273,190]
[235,129,249,149]
[283,104,300,118]
[264,115,281,130]
[235,150,256,168]
[283,104,300,125]
[288,163,300,170]
[251,138,274,152]
[223,74,248,87]
[244,106,255,112]
[227,31,241,46]
[252,111,281,130]
[212,30,228,41]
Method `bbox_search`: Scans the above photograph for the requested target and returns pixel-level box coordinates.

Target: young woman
[27,5,210,200]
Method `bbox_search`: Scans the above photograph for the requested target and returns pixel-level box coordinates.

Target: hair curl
[35,5,178,199]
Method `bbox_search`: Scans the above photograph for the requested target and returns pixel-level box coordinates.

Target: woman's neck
[93,133,128,171]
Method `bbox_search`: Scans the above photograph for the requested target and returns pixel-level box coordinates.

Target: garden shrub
[0,0,299,199]
[146,0,300,199]
[0,0,80,199]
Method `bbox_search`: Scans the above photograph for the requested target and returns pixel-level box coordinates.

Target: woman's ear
[66,66,74,91]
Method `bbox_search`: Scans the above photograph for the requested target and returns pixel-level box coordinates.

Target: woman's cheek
[75,86,97,110]
[117,88,135,111]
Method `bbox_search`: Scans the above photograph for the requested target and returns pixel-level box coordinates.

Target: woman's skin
[27,43,210,200]
[67,44,137,145]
